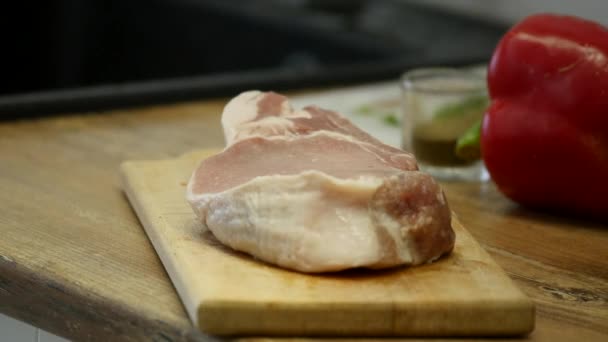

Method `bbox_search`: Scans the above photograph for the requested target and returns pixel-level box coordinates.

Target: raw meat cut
[186,91,454,272]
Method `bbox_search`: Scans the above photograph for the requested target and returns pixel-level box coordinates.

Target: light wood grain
[0,101,227,341]
[0,94,606,341]
[121,150,533,337]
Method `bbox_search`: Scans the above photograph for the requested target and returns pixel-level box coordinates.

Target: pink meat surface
[187,91,454,272]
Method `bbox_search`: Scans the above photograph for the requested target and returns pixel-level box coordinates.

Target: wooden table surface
[0,96,606,341]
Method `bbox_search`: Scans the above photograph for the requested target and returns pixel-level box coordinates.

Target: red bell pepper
[482,14,608,218]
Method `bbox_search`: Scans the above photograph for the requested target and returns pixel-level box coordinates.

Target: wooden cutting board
[120,149,535,337]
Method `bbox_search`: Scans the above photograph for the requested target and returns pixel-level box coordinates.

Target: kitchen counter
[0,94,606,341]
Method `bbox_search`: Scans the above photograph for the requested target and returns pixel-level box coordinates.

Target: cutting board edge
[196,296,535,336]
[120,160,200,325]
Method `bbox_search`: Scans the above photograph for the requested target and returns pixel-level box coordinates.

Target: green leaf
[383,113,400,127]
[355,105,374,115]
[454,119,482,162]
[433,95,488,121]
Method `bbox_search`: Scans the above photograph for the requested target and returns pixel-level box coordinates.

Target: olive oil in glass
[400,68,489,181]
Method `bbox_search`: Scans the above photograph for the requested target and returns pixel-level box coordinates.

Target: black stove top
[1,0,506,118]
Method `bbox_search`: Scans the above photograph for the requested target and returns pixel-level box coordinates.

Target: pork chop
[186,91,454,272]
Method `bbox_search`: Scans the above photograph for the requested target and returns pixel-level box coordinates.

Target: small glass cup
[400,67,489,181]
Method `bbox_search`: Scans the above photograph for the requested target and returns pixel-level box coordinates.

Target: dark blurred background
[1,0,508,117]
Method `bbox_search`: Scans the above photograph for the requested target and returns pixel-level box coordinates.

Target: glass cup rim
[400,67,486,95]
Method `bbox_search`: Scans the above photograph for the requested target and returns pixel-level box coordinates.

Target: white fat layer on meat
[221,90,262,145]
[186,171,414,272]
[231,117,296,143]
[288,108,313,119]
[229,111,313,144]
[222,91,312,146]
[370,208,415,264]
